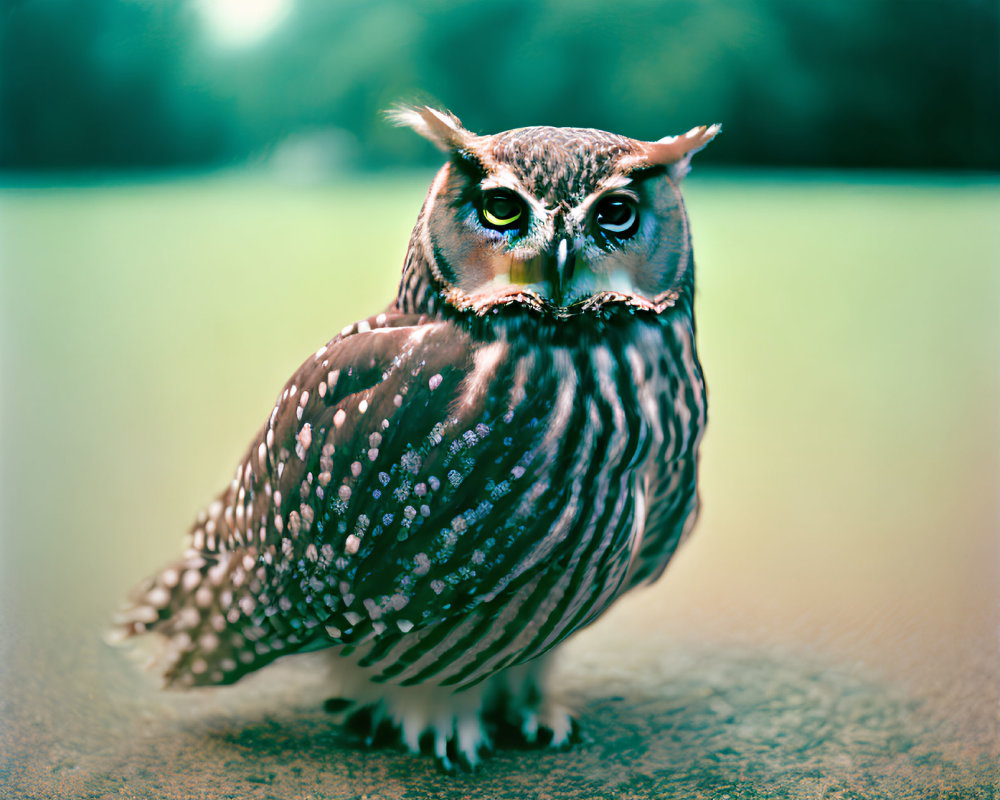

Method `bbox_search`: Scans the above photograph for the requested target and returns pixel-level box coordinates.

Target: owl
[114,106,719,770]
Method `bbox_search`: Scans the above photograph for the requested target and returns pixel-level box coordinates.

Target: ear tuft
[632,123,722,181]
[386,105,475,153]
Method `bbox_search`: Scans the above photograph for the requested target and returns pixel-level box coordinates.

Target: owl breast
[329,311,704,690]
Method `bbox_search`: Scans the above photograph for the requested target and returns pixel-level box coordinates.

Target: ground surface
[1,172,997,799]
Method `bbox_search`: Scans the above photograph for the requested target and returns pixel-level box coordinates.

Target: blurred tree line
[1,0,997,172]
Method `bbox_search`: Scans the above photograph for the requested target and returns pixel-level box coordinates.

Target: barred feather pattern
[115,302,704,692]
[113,111,718,766]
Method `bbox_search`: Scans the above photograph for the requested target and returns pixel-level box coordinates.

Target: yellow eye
[480,190,524,231]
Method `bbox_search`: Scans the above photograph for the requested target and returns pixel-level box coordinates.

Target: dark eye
[480,190,525,232]
[595,195,639,238]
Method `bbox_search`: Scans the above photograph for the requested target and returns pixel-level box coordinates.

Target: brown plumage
[114,106,719,770]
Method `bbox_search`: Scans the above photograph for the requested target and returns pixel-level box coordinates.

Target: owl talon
[434,753,456,774]
[489,696,576,751]
[432,729,453,773]
[547,716,580,750]
[543,707,577,749]
[454,751,481,772]
[520,713,539,743]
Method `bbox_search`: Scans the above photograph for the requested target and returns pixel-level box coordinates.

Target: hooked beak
[551,237,576,304]
[508,237,578,305]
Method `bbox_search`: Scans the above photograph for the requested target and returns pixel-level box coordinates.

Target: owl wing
[166,311,640,689]
[625,319,706,588]
[627,454,701,588]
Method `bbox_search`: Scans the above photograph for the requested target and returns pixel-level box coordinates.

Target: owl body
[116,109,717,768]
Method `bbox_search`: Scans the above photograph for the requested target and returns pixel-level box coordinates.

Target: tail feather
[111,548,309,687]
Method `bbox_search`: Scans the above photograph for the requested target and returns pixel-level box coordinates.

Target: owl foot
[523,705,577,749]
[324,686,575,769]
[482,660,578,750]
[323,654,575,768]
[489,699,579,750]
[326,696,493,771]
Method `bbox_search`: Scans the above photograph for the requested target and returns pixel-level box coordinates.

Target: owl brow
[479,162,529,192]
[575,173,634,209]
[597,174,634,192]
[448,155,492,210]
[449,147,490,183]
[479,168,553,217]
[570,183,640,223]
[619,162,669,181]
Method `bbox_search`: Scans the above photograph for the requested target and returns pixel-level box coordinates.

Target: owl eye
[480,190,525,232]
[595,195,639,238]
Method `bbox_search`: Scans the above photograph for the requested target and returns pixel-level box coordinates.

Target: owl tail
[110,550,302,687]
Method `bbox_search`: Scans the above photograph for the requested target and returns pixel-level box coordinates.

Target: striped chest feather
[167,312,701,685]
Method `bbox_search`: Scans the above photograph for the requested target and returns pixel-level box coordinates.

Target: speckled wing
[127,312,649,689]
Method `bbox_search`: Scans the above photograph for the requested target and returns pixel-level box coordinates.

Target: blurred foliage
[1,0,998,171]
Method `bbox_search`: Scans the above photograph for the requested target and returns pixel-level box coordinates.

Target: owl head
[391,106,720,319]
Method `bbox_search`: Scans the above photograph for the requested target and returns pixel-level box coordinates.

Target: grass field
[1,171,998,798]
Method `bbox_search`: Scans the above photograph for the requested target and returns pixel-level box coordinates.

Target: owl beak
[510,238,577,305]
[553,238,576,304]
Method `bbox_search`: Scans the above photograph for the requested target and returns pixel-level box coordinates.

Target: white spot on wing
[147,586,169,608]
[296,423,312,460]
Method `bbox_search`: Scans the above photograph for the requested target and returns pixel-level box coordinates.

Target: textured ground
[2,606,997,799]
[1,173,997,798]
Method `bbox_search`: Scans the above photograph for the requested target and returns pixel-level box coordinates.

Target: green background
[2,0,998,171]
